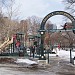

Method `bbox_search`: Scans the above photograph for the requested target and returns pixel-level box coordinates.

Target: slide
[0,37,13,51]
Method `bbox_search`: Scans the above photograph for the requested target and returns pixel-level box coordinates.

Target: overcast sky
[15,0,64,18]
[14,0,69,28]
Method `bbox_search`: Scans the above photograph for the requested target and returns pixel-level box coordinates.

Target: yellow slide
[0,37,13,51]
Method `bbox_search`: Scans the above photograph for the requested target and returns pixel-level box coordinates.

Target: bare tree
[1,0,20,20]
[0,0,21,37]
[20,20,29,44]
[62,0,75,15]
[27,16,41,35]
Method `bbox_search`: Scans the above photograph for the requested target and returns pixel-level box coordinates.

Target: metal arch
[40,11,75,30]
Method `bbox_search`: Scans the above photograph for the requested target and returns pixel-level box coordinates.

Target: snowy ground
[0,49,75,75]
[27,48,75,59]
[58,49,75,60]
[49,49,75,60]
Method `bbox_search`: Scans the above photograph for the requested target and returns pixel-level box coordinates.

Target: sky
[15,0,64,18]
[14,0,71,28]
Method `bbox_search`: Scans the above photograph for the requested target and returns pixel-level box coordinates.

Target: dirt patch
[0,58,16,64]
[56,72,75,75]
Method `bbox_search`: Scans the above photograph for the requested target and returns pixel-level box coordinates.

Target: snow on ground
[16,59,38,65]
[59,49,75,60]
[50,49,75,61]
[16,49,75,65]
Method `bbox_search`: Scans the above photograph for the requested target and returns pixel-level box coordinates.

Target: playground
[0,11,75,62]
[0,11,75,75]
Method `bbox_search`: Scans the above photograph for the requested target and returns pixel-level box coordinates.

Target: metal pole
[39,34,46,60]
[13,41,15,54]
[70,48,72,63]
[48,50,49,64]
[30,48,31,57]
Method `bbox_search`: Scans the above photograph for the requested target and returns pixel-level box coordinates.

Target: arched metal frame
[39,11,75,60]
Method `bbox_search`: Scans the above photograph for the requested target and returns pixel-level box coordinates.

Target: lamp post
[70,39,74,63]
[29,36,34,57]
[39,29,46,60]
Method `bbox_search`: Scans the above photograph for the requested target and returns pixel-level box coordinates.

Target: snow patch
[16,58,38,65]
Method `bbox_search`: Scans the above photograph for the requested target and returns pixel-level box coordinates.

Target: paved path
[0,50,75,75]
[0,67,25,75]
[0,56,75,75]
[0,66,55,75]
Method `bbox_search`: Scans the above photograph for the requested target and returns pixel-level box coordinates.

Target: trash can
[19,50,24,57]
[73,57,75,65]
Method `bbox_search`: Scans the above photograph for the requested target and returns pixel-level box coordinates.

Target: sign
[40,11,75,30]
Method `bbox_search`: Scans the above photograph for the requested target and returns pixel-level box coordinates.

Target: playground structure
[0,37,13,52]
[0,32,27,56]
